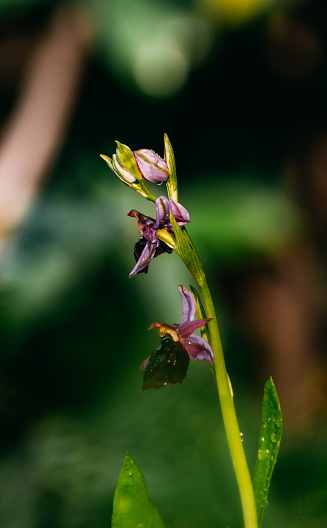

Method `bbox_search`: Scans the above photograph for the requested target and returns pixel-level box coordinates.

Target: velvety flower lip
[141,285,213,370]
[133,149,169,183]
[128,196,190,278]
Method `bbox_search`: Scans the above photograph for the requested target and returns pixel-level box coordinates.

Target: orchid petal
[133,149,169,183]
[129,240,158,278]
[179,285,196,325]
[143,224,158,243]
[181,334,214,364]
[140,356,150,370]
[169,200,190,226]
[153,196,170,229]
[178,318,212,338]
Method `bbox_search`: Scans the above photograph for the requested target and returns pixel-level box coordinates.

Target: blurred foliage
[1,0,327,527]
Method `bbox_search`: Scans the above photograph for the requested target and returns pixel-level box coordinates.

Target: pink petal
[178,285,196,325]
[181,335,214,364]
[129,240,158,278]
[178,318,212,337]
[153,196,170,229]
[169,200,190,226]
[140,356,150,370]
[133,150,169,183]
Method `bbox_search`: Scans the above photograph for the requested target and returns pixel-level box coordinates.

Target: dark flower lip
[141,334,189,390]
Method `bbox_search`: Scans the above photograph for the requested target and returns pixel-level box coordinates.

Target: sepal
[115,141,143,182]
[134,149,169,183]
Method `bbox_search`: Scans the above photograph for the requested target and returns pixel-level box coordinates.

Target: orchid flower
[141,285,213,390]
[128,196,190,278]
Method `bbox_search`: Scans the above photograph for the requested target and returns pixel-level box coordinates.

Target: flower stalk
[171,219,258,528]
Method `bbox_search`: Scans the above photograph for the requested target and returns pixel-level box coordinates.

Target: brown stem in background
[0,8,90,245]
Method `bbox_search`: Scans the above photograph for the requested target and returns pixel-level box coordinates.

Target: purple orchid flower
[143,285,214,369]
[128,196,190,278]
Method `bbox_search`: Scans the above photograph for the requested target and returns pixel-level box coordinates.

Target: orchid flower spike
[128,196,190,278]
[141,285,213,390]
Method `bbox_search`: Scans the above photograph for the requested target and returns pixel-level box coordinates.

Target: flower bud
[133,149,169,183]
[113,142,143,183]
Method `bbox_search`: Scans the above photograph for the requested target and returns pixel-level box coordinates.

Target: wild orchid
[102,134,282,528]
[128,196,189,277]
[141,285,213,390]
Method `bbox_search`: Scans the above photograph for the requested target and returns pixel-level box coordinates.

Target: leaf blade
[112,454,165,528]
[164,133,178,202]
[253,377,282,526]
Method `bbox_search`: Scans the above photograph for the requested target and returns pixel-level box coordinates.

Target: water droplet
[240,432,244,442]
[270,433,277,443]
[257,448,270,461]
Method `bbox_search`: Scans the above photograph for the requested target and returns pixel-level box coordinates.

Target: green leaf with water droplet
[112,454,165,528]
[253,377,282,527]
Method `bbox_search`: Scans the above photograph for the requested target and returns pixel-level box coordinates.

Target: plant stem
[198,275,258,528]
[180,229,258,528]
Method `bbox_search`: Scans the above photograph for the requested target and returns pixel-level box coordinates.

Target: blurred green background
[1,0,327,527]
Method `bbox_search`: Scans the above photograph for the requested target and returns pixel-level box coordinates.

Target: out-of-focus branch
[0,8,90,247]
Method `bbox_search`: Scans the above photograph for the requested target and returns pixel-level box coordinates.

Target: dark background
[0,0,327,526]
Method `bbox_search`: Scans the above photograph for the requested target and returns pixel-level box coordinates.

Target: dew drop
[270,433,277,443]
[257,448,270,461]
[240,432,244,442]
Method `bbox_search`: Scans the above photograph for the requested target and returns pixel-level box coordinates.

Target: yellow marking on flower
[157,229,176,249]
[148,322,179,341]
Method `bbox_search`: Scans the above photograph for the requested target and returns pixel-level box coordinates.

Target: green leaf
[253,377,282,527]
[164,133,178,202]
[112,454,165,528]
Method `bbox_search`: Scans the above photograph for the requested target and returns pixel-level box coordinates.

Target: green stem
[174,226,258,528]
[198,275,258,528]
